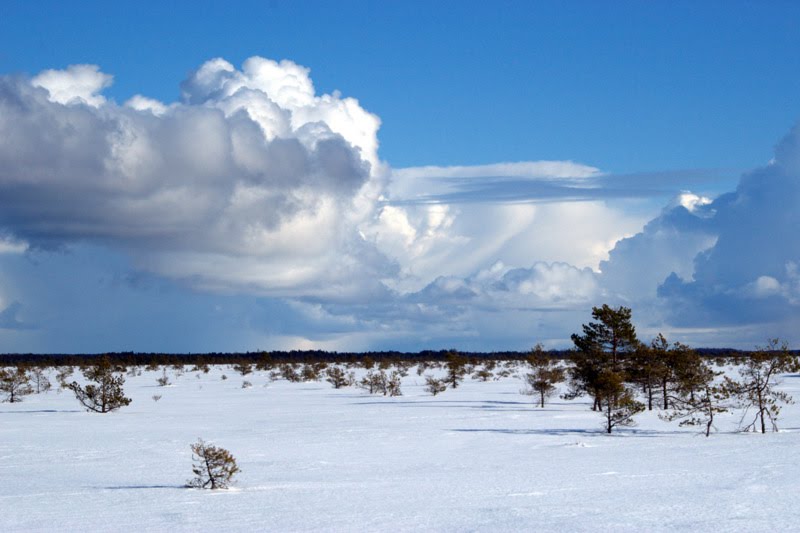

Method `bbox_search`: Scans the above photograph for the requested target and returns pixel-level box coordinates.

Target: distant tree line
[0,347,757,368]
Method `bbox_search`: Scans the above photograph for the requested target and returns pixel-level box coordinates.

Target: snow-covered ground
[2,364,800,532]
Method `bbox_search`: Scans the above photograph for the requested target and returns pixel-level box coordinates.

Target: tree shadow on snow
[0,409,82,414]
[102,485,184,490]
[353,399,529,407]
[450,427,687,438]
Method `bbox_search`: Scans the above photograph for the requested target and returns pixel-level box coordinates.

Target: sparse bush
[521,345,564,408]
[156,369,171,387]
[424,375,447,396]
[69,357,132,413]
[359,370,382,394]
[30,367,52,393]
[385,371,403,396]
[301,363,327,381]
[279,364,301,382]
[152,394,162,402]
[55,366,74,388]
[325,366,354,389]
[472,368,494,381]
[255,352,273,371]
[233,362,253,376]
[727,339,798,433]
[358,370,402,396]
[241,380,252,389]
[187,439,240,490]
[220,374,228,381]
[0,367,33,403]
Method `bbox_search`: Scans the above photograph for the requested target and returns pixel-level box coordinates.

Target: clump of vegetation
[187,439,240,490]
[359,370,402,396]
[444,351,468,389]
[424,375,447,396]
[0,367,33,403]
[660,362,733,437]
[156,369,171,387]
[241,380,252,389]
[55,366,74,388]
[521,344,564,408]
[68,357,132,413]
[727,338,798,433]
[325,366,354,389]
[28,367,52,394]
[233,362,253,376]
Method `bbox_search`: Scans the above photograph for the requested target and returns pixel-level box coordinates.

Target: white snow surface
[3,365,800,532]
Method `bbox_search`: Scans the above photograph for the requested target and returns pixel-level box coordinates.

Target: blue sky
[1,1,799,352]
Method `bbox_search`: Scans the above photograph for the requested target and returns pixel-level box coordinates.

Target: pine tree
[0,367,33,403]
[595,369,645,433]
[68,356,132,413]
[424,375,447,396]
[522,344,564,408]
[727,339,798,433]
[29,367,52,394]
[566,305,645,431]
[660,361,733,437]
[325,366,354,389]
[444,351,468,389]
[187,439,240,490]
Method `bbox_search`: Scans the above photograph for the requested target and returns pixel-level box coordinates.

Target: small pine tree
[727,339,798,433]
[472,367,494,381]
[522,346,564,408]
[424,375,447,396]
[660,361,733,437]
[233,362,253,376]
[187,439,240,490]
[68,357,132,413]
[156,369,171,387]
[0,367,33,403]
[55,366,74,388]
[325,366,354,389]
[444,351,468,389]
[596,369,644,433]
[30,367,52,394]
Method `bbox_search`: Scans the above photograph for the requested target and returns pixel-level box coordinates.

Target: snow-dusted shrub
[187,439,240,490]
[241,380,252,389]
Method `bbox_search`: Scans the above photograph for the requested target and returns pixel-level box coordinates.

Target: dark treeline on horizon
[0,347,759,367]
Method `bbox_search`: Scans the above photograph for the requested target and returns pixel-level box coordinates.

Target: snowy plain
[2,364,800,532]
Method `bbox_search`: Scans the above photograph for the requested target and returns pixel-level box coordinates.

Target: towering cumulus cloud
[656,124,800,328]
[0,58,391,299]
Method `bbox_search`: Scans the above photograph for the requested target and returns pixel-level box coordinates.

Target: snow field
[2,364,800,532]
